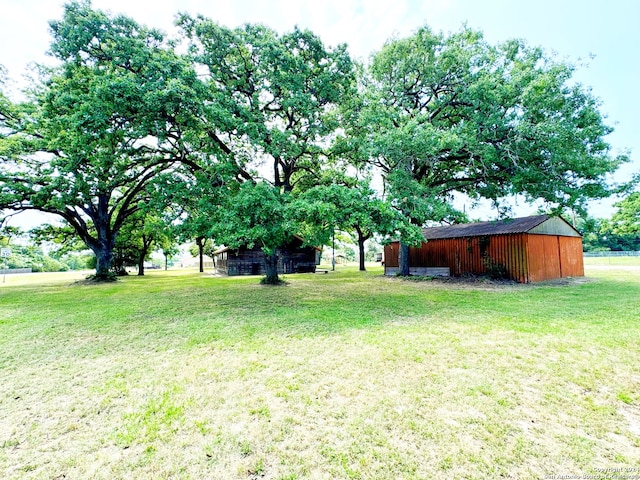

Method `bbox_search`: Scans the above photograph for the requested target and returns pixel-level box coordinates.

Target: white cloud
[1,2,63,82]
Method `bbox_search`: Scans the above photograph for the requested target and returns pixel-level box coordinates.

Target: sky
[1,0,639,227]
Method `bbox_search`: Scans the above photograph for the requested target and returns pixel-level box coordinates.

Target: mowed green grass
[1,265,639,479]
[583,255,640,266]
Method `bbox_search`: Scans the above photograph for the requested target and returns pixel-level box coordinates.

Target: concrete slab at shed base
[384,267,450,277]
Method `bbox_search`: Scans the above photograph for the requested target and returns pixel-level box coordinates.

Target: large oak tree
[178,17,356,283]
[0,2,204,279]
[358,26,628,274]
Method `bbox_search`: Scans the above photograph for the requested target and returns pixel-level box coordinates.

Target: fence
[0,268,33,274]
[583,251,640,257]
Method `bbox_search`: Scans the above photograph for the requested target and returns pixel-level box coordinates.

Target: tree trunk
[196,237,204,273]
[263,252,280,284]
[137,252,145,276]
[91,194,117,280]
[137,234,154,276]
[95,245,113,279]
[398,241,410,276]
[357,229,367,271]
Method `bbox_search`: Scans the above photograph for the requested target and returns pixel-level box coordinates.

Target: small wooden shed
[213,236,321,276]
[384,215,584,283]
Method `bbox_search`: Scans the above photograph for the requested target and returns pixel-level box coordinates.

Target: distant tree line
[579,193,640,252]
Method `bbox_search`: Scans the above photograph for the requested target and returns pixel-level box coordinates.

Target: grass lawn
[1,265,639,479]
[583,255,640,266]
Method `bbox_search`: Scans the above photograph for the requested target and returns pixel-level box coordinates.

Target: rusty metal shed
[384,215,584,283]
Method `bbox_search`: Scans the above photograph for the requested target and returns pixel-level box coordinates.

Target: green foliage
[259,275,287,286]
[349,24,628,274]
[29,223,85,255]
[179,17,357,192]
[2,8,630,284]
[293,180,423,270]
[213,181,292,256]
[188,240,214,259]
[360,25,627,219]
[210,181,297,283]
[481,258,509,280]
[112,208,176,275]
[0,225,23,247]
[175,19,357,283]
[365,239,382,262]
[0,2,204,278]
[609,192,640,239]
[85,271,118,282]
[297,181,412,240]
[577,206,640,252]
[58,252,94,270]
[24,223,94,270]
[2,243,70,272]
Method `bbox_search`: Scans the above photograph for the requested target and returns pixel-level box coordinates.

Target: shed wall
[526,234,584,282]
[526,234,561,282]
[384,233,583,282]
[215,247,317,276]
[559,236,585,277]
[424,234,530,282]
[385,234,529,282]
[383,243,399,268]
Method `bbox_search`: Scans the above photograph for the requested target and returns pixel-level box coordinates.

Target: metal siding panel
[410,242,429,267]
[559,236,585,277]
[499,235,509,279]
[433,239,454,271]
[506,235,517,282]
[485,234,527,282]
[544,236,562,280]
[470,238,481,274]
[527,234,562,281]
[517,234,529,283]
[507,235,519,282]
[574,237,585,276]
[524,236,530,283]
[528,217,581,237]
[450,240,458,275]
[492,235,505,274]
[527,235,547,282]
[387,232,580,282]
[384,243,399,268]
[502,235,513,280]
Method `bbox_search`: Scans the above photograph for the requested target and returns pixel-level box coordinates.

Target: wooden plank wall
[383,243,399,268]
[217,248,317,276]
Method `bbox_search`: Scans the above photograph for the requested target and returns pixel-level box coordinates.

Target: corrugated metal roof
[421,214,579,240]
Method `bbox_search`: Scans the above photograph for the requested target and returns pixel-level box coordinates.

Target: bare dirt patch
[388,273,591,290]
